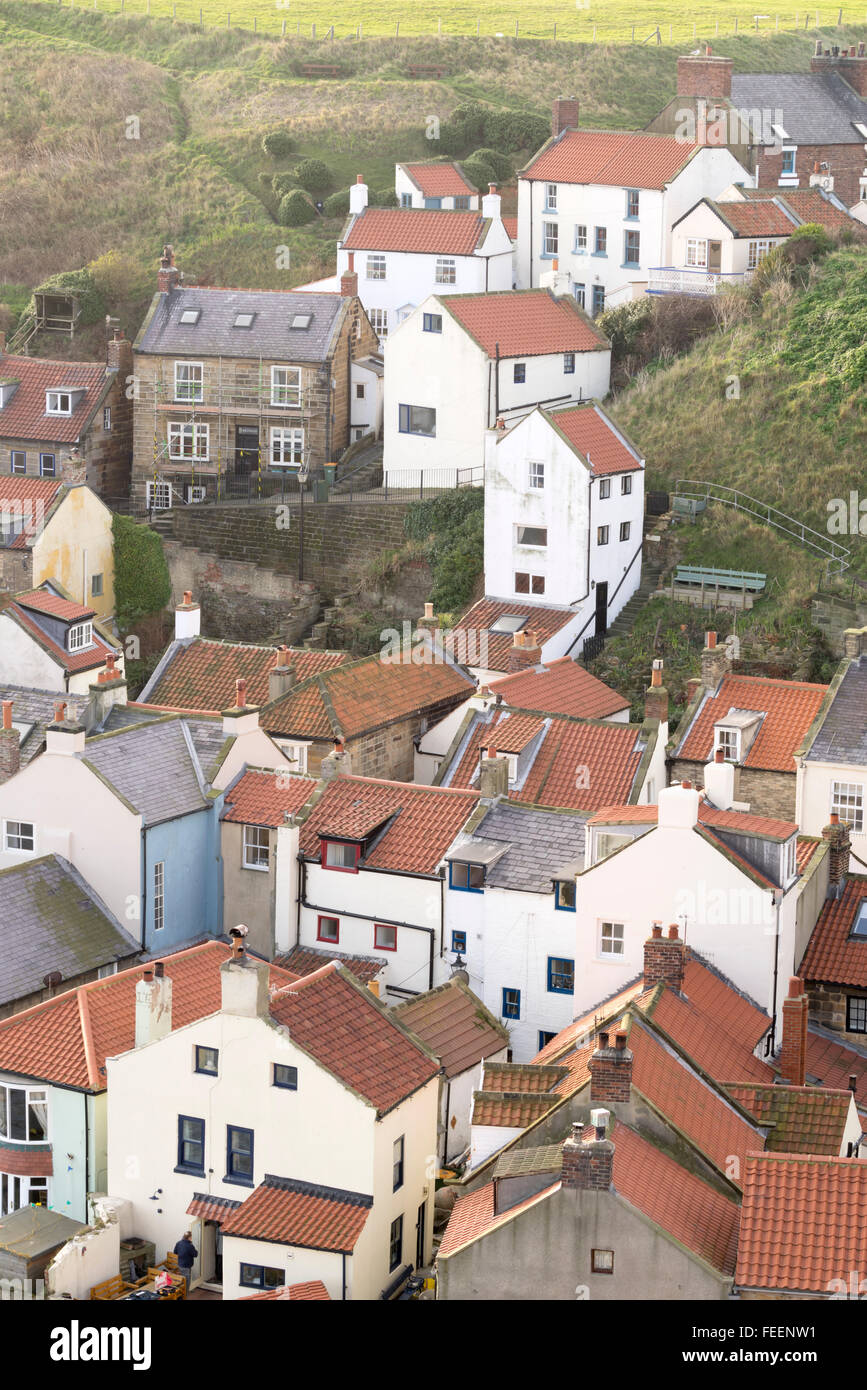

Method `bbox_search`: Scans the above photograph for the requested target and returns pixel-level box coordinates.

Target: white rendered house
[395,161,480,210]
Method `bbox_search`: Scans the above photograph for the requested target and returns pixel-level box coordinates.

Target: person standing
[173,1231,198,1294]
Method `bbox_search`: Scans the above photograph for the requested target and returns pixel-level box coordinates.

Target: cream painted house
[0,479,115,620]
[105,947,441,1299]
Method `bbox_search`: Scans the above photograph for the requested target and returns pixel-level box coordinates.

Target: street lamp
[297,450,311,583]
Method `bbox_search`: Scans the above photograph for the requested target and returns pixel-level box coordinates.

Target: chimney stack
[417,601,440,635]
[506,628,542,673]
[843,627,867,660]
[703,746,736,812]
[676,51,733,99]
[0,700,19,784]
[349,175,369,216]
[822,812,852,894]
[106,330,133,378]
[340,251,358,298]
[643,923,685,992]
[588,1028,633,1105]
[810,42,867,97]
[657,781,700,829]
[45,702,86,756]
[560,1113,614,1191]
[135,963,173,1048]
[779,976,808,1087]
[479,746,510,800]
[174,591,201,641]
[481,183,501,219]
[552,96,580,137]
[268,647,297,702]
[700,630,731,690]
[644,658,669,724]
[221,928,270,1019]
[157,244,180,294]
[320,738,351,781]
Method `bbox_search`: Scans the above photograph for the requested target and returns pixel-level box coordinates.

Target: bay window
[0,1084,49,1142]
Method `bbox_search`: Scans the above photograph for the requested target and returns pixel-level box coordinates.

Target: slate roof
[222,769,317,827]
[805,654,867,765]
[487,656,630,720]
[269,962,439,1116]
[343,208,490,255]
[0,356,109,443]
[736,1151,867,1293]
[451,597,578,672]
[80,719,213,825]
[140,637,348,714]
[723,1083,852,1155]
[444,289,608,358]
[544,401,644,477]
[135,287,348,363]
[0,941,297,1090]
[0,685,89,765]
[470,801,589,893]
[492,1143,563,1178]
[674,673,829,772]
[522,128,701,188]
[399,162,478,197]
[0,855,139,1008]
[393,978,508,1078]
[274,944,387,985]
[296,775,479,876]
[730,70,867,145]
[220,1175,372,1253]
[800,875,867,987]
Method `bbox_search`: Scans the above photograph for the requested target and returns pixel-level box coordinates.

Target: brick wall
[670,757,796,820]
[757,143,866,211]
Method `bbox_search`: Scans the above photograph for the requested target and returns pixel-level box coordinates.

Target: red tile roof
[797,836,822,873]
[445,289,607,358]
[806,1027,867,1102]
[0,1142,53,1177]
[451,598,577,673]
[446,709,645,811]
[275,945,386,986]
[546,402,643,477]
[743,186,859,230]
[642,984,775,1085]
[222,770,317,828]
[0,942,297,1090]
[736,1152,867,1292]
[723,1084,852,1155]
[186,1192,242,1225]
[393,979,508,1078]
[265,652,472,741]
[488,656,629,720]
[241,1279,330,1300]
[501,215,518,241]
[0,477,65,551]
[15,590,94,621]
[0,356,108,442]
[523,129,700,189]
[588,799,798,841]
[400,162,477,197]
[707,198,795,236]
[221,1175,371,1253]
[269,962,439,1115]
[145,639,348,713]
[482,1062,569,1093]
[471,1092,559,1127]
[438,1178,559,1257]
[681,955,771,1050]
[297,775,479,875]
[7,597,119,674]
[676,673,828,773]
[799,875,867,987]
[342,208,488,255]
[532,979,647,1063]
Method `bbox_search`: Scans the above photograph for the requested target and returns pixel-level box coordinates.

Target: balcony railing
[647,267,752,297]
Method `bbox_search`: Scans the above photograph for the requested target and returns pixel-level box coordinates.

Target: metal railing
[647,267,752,297]
[674,479,851,575]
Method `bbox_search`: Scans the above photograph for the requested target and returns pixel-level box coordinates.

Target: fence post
[476,17,480,35]
[419,472,424,500]
[515,18,518,36]
[282,17,286,34]
[396,19,399,35]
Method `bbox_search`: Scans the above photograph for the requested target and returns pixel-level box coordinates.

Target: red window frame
[317,914,340,944]
[320,839,361,873]
[374,923,398,952]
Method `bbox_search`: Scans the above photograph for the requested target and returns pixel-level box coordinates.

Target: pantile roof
[797,836,823,873]
[736,1151,867,1292]
[488,655,629,720]
[501,215,518,241]
[0,855,139,1009]
[222,769,317,828]
[393,979,508,1079]
[805,1025,867,1101]
[481,1061,569,1092]
[800,874,867,987]
[342,208,489,255]
[707,197,795,235]
[739,184,860,229]
[640,980,775,1085]
[141,638,348,713]
[399,162,478,196]
[0,357,108,442]
[444,289,607,358]
[186,1192,242,1226]
[471,1091,560,1127]
[588,798,798,843]
[438,1178,559,1258]
[522,128,700,188]
[723,1083,852,1155]
[297,775,479,876]
[5,592,118,672]
[0,942,296,1090]
[135,287,347,363]
[240,1279,331,1301]
[269,962,439,1116]
[274,944,386,986]
[220,1175,371,1253]
[264,650,472,741]
[472,801,589,894]
[451,597,577,672]
[533,977,647,1063]
[675,673,828,772]
[16,590,94,621]
[492,1143,563,1178]
[545,401,644,477]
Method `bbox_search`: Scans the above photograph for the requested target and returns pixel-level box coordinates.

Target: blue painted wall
[141,798,224,950]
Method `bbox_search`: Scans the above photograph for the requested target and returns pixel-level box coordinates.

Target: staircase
[604,559,663,644]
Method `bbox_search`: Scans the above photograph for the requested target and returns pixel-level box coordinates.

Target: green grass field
[11,0,867,42]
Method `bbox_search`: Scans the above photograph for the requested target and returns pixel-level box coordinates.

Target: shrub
[262,129,294,158]
[459,157,496,193]
[112,514,171,628]
[485,109,550,154]
[596,299,653,360]
[278,190,316,226]
[271,171,298,198]
[293,158,332,193]
[88,250,148,308]
[369,187,398,208]
[438,100,489,155]
[404,488,485,613]
[467,147,513,183]
[323,189,350,218]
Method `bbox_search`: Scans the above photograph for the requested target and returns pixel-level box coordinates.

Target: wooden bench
[671,495,706,520]
[407,64,446,78]
[674,565,766,594]
[90,1274,137,1301]
[300,63,342,78]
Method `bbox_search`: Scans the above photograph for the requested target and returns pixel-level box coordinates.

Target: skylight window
[490,614,527,634]
[233,312,255,328]
[852,902,867,939]
[179,309,201,325]
[291,314,313,330]
[854,122,867,141]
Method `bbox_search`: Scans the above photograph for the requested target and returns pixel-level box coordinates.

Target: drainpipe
[140,827,148,953]
[494,342,500,422]
[528,181,534,286]
[768,892,781,1053]
[295,853,306,948]
[443,1078,451,1165]
[342,1252,347,1301]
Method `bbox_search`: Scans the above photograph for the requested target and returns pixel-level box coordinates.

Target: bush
[278,190,316,226]
[369,187,398,208]
[467,147,513,183]
[262,129,294,158]
[27,267,105,328]
[323,189,350,218]
[597,300,653,360]
[293,158,332,193]
[271,171,298,198]
[112,515,171,629]
[485,109,550,154]
[88,250,148,308]
[459,157,496,193]
[404,488,485,613]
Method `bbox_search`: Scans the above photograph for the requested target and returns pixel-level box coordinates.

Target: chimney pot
[154,961,165,978]
[849,1074,858,1094]
[235,677,246,709]
[705,630,717,649]
[54,701,67,724]
[143,966,154,982]
[651,923,662,938]
[598,1030,609,1049]
[667,925,679,940]
[1,700,12,732]
[614,1029,627,1050]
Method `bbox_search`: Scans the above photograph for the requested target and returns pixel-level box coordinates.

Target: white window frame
[574,224,587,253]
[514,571,545,596]
[168,421,209,462]
[173,361,204,404]
[1,1174,49,1216]
[545,183,558,211]
[714,726,741,763]
[270,427,304,468]
[153,861,165,931]
[515,524,547,549]
[783,837,797,884]
[68,622,93,652]
[528,461,545,489]
[103,406,112,431]
[243,824,270,871]
[368,308,388,341]
[542,222,559,257]
[3,820,34,853]
[45,391,72,416]
[435,257,457,285]
[685,238,708,269]
[0,1083,48,1144]
[831,781,864,833]
[599,920,625,957]
[271,366,301,408]
[146,481,172,511]
[366,254,386,281]
[748,239,773,270]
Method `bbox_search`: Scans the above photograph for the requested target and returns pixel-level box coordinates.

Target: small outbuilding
[0,1205,85,1291]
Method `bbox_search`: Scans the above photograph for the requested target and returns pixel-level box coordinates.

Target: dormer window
[449,861,485,892]
[46,391,74,416]
[555,880,576,912]
[67,622,93,653]
[0,381,18,409]
[851,902,867,940]
[715,726,740,763]
[782,836,797,886]
[321,839,360,872]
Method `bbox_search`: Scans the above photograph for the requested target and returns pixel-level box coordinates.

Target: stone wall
[805,980,867,1046]
[670,756,797,821]
[812,593,867,657]
[163,538,321,645]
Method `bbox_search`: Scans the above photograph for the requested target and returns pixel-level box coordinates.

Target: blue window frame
[273,1063,298,1090]
[225,1124,254,1186]
[176,1115,205,1175]
[781,148,796,174]
[592,285,605,317]
[239,1263,284,1290]
[195,1045,218,1075]
[513,362,526,384]
[563,352,575,375]
[502,987,521,1019]
[451,930,467,953]
[398,403,436,437]
[554,881,576,912]
[547,956,575,994]
[625,189,639,219]
[422,313,443,333]
[400,192,412,207]
[623,230,640,267]
[39,453,56,478]
[573,283,586,309]
[449,861,484,893]
[424,196,442,209]
[594,227,607,256]
[538,1030,556,1051]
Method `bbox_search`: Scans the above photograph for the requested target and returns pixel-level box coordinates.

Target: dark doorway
[708,240,722,273]
[594,581,608,637]
[415,1200,426,1268]
[234,424,259,475]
